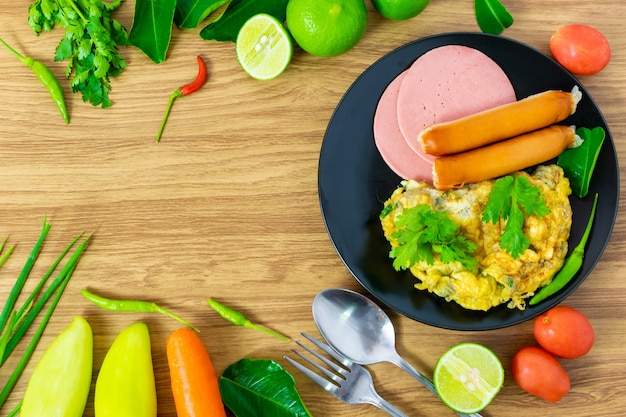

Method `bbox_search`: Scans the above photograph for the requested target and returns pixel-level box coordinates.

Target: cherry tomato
[550,24,611,75]
[511,346,570,402]
[534,305,594,359]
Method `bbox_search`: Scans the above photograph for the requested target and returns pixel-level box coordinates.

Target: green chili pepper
[529,193,599,305]
[20,316,93,417]
[81,288,199,332]
[95,322,157,417]
[207,298,290,341]
[0,37,69,124]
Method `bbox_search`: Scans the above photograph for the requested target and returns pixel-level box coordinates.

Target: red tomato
[534,306,594,359]
[550,24,611,75]
[511,346,570,402]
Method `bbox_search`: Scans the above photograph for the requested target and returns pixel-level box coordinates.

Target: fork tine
[290,343,347,385]
[294,338,349,375]
[283,354,339,393]
[300,332,352,367]
[285,334,410,417]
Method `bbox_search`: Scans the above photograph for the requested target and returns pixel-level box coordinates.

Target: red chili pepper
[179,56,207,96]
[156,55,208,143]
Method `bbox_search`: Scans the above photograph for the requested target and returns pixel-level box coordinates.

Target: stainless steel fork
[284,332,408,417]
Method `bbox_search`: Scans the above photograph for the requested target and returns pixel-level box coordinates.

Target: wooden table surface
[1,1,624,416]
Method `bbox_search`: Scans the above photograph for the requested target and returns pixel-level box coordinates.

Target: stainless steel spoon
[312,288,482,417]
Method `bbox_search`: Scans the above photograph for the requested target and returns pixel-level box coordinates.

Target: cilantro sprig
[482,175,550,259]
[388,205,478,273]
[28,0,128,108]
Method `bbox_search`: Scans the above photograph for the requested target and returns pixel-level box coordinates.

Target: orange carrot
[166,327,227,417]
[419,87,581,156]
[432,125,580,190]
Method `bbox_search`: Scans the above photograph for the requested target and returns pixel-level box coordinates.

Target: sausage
[396,45,516,161]
[432,125,581,190]
[419,87,582,156]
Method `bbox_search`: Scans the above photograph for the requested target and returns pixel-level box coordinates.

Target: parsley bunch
[388,205,478,273]
[28,0,128,107]
[482,175,550,258]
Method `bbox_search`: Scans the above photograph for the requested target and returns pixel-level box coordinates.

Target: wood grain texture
[1,1,625,416]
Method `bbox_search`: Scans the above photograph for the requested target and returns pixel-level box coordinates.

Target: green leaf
[28,0,59,34]
[54,37,73,61]
[482,175,514,223]
[30,0,128,107]
[129,0,177,63]
[174,0,230,29]
[500,203,528,259]
[199,0,289,42]
[482,175,550,258]
[93,53,110,78]
[474,0,514,35]
[558,127,606,198]
[389,205,478,273]
[513,176,550,218]
[219,358,313,417]
[77,37,93,59]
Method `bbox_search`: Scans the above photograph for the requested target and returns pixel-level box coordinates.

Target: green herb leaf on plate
[199,0,289,42]
[482,175,550,259]
[129,0,177,63]
[174,0,229,29]
[219,358,312,417]
[474,0,514,35]
[389,205,478,273]
[557,126,605,198]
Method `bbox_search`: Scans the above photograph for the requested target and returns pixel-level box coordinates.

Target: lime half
[433,342,504,414]
[236,14,293,80]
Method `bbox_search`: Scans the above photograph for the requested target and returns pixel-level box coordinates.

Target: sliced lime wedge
[434,342,504,414]
[236,13,293,80]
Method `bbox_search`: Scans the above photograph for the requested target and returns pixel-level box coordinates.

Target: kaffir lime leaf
[433,342,504,414]
[236,13,293,80]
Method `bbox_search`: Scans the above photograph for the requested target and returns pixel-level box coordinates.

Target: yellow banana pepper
[94,321,157,417]
[21,316,93,417]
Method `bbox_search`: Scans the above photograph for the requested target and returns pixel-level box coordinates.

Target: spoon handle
[393,356,483,417]
[394,355,438,395]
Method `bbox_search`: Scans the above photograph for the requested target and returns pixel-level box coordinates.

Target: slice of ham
[395,45,517,162]
[374,71,434,183]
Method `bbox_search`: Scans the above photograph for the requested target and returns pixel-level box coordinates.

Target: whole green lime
[371,0,430,20]
[286,0,368,57]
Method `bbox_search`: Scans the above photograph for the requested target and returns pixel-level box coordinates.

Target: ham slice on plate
[374,44,516,182]
[374,71,433,183]
[397,45,516,159]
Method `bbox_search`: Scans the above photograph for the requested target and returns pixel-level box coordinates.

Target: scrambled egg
[381,165,572,311]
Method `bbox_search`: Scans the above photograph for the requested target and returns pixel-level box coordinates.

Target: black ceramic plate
[318,33,619,331]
